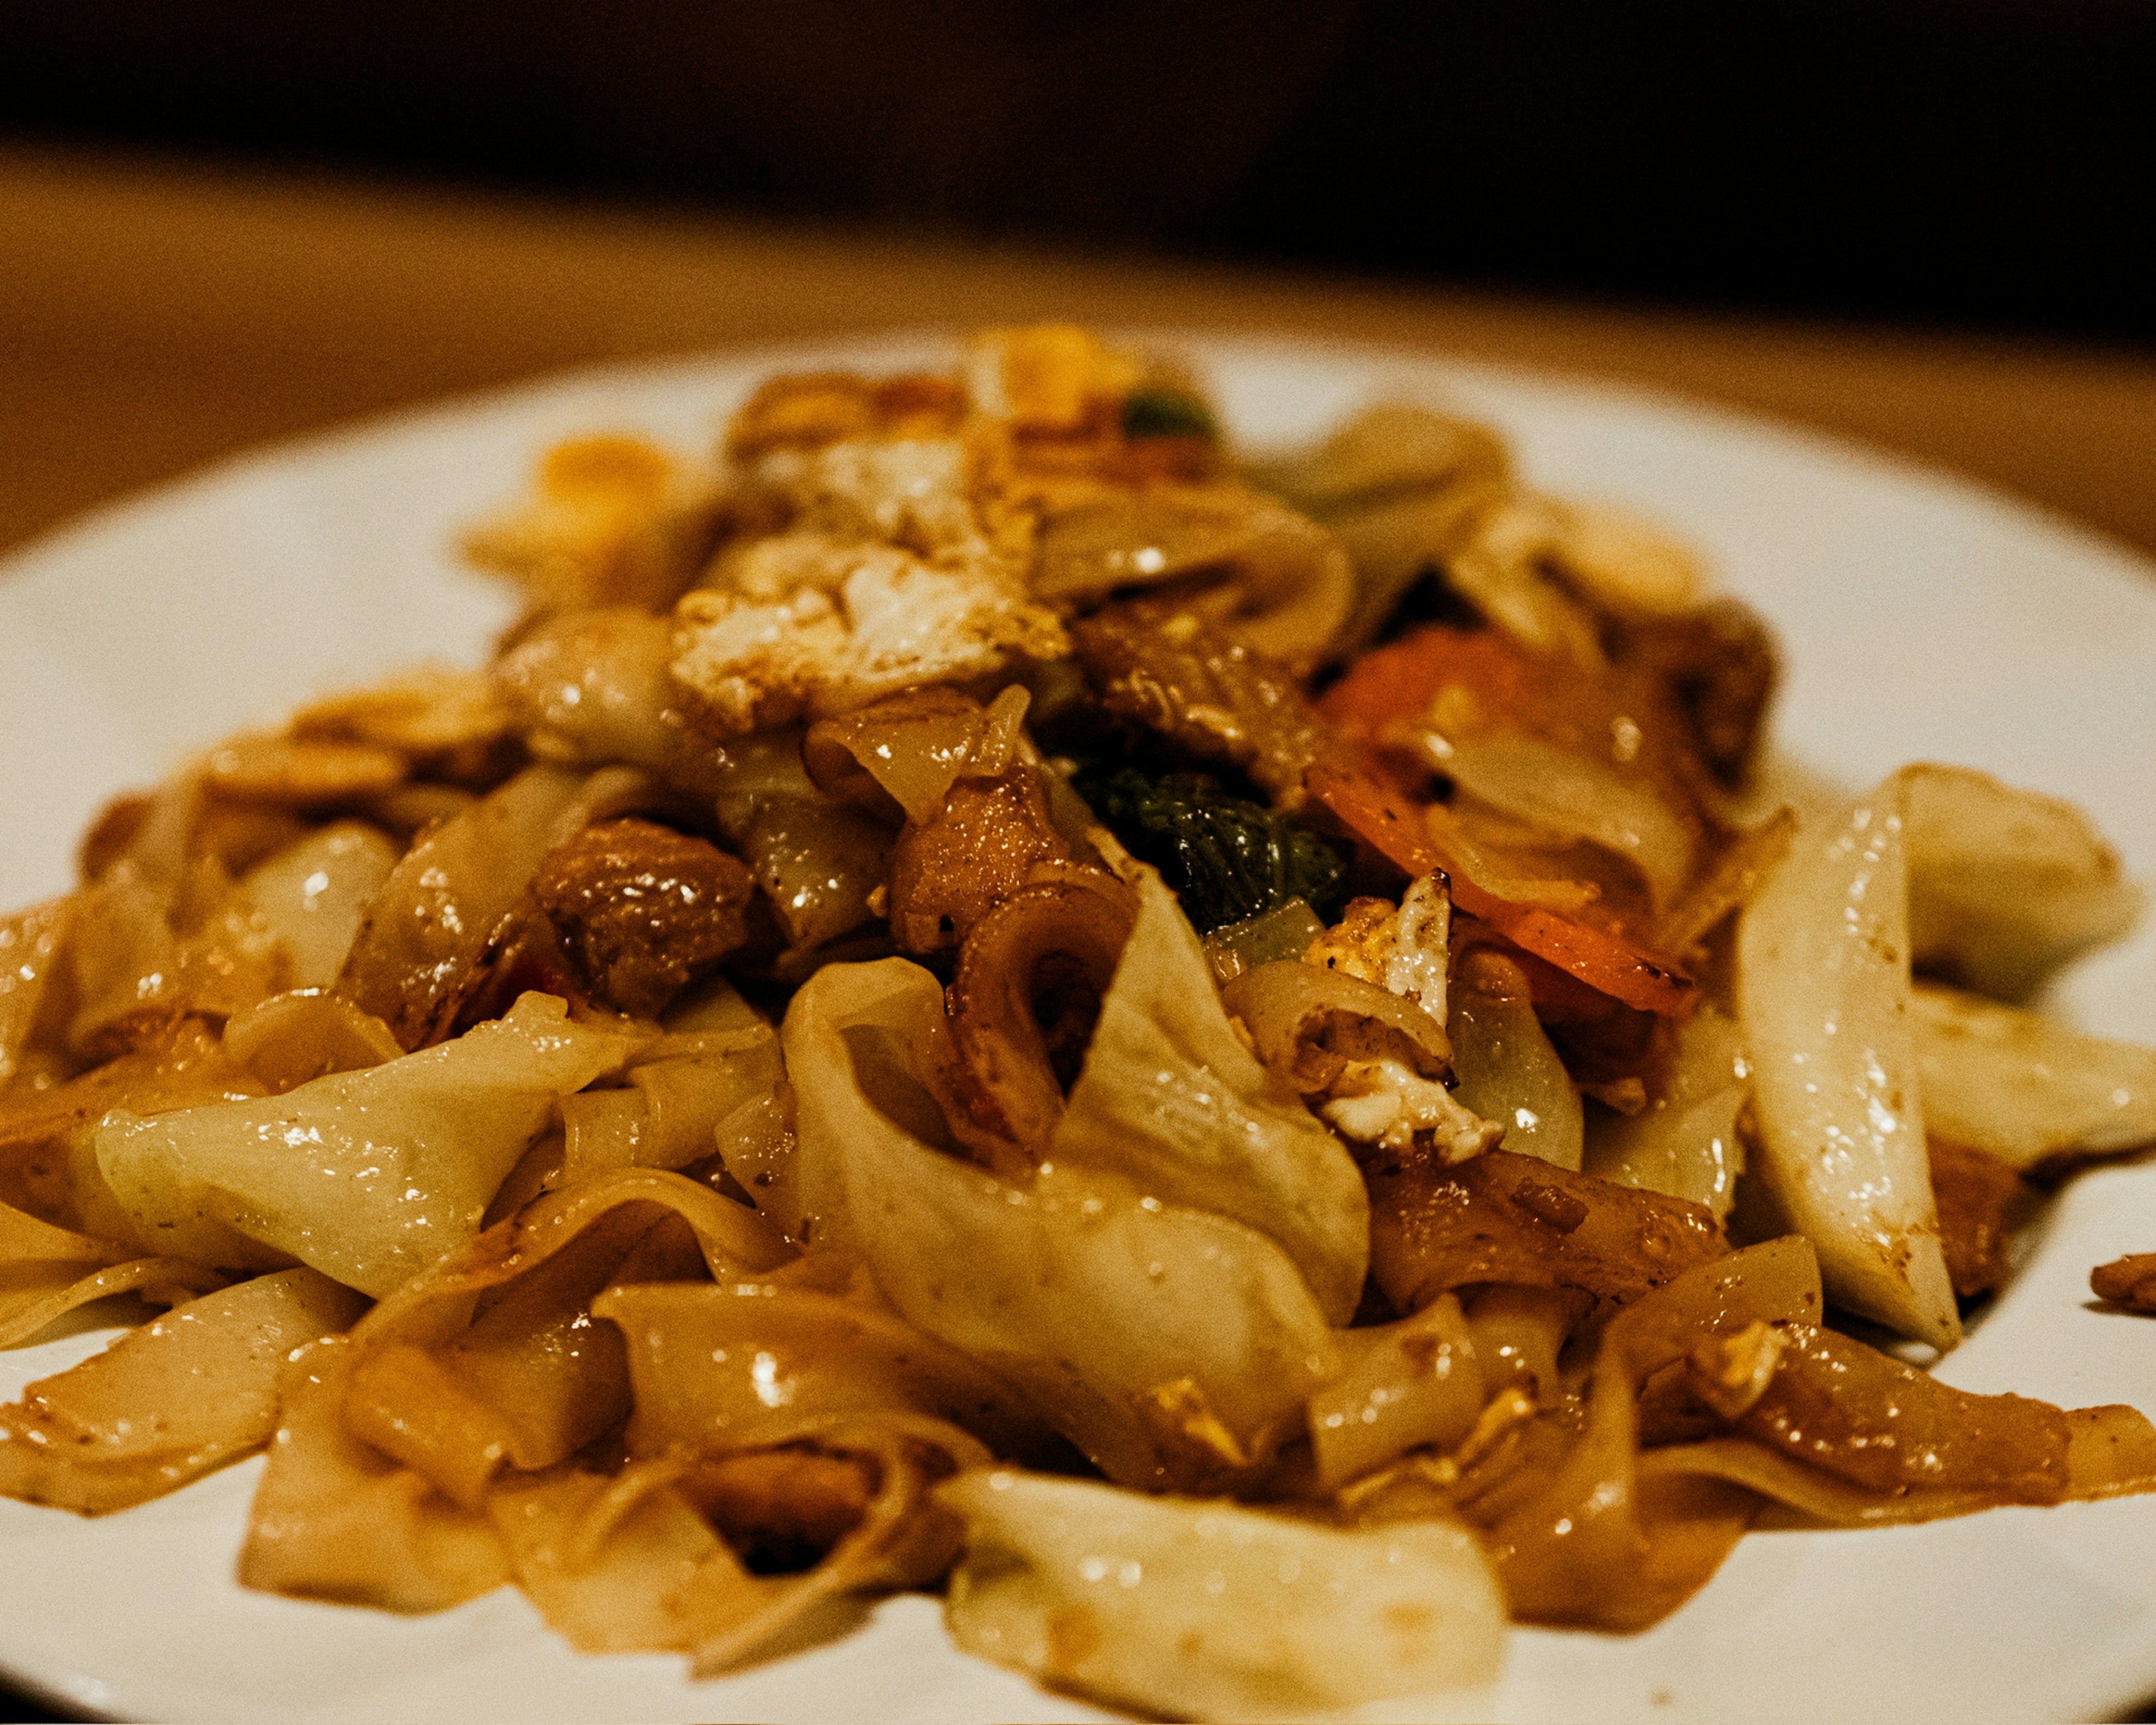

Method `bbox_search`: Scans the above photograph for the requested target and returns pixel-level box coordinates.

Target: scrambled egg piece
[463,434,723,614]
[1319,1055,1502,1163]
[672,432,1066,736]
[664,329,1240,737]
[1305,875,1454,1023]
[1305,876,1502,1163]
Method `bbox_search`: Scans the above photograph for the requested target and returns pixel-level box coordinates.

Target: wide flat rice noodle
[785,958,1340,1491]
[938,1468,1506,1723]
[1725,1321,2070,1499]
[221,989,404,1093]
[344,1206,702,1508]
[1472,1238,1820,1629]
[1308,1293,1487,1493]
[492,1409,983,1672]
[0,1195,229,1346]
[234,821,400,991]
[599,1273,1059,1465]
[1901,762,2141,1003]
[1051,872,1369,1324]
[711,731,893,953]
[559,1034,783,1185]
[97,992,633,1295]
[1583,1003,1748,1221]
[336,764,591,1049]
[1368,1147,1726,1320]
[1447,952,1584,1172]
[0,897,72,1085]
[1643,1404,2156,1528]
[241,1333,512,1611]
[489,1459,756,1653]
[1912,981,2156,1170]
[1737,770,1960,1350]
[0,1016,266,1241]
[0,1268,363,1514]
[241,1166,789,1613]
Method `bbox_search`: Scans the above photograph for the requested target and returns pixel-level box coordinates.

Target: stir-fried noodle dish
[2,327,2153,1719]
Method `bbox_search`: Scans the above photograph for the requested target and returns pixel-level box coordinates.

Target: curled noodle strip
[1468,1238,1821,1628]
[0,1268,364,1515]
[491,1412,987,1673]
[243,1165,1029,1667]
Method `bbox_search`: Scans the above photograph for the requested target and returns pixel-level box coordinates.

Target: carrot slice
[1305,761,1695,1018]
[1318,626,1545,744]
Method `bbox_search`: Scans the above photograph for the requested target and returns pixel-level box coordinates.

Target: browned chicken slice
[885,766,1084,954]
[531,817,755,1015]
[1067,598,1329,803]
[1607,598,1779,789]
[2090,1253,2156,1314]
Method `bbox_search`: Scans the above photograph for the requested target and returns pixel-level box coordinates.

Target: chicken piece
[530,818,754,1016]
[2090,1253,2156,1314]
[886,766,1081,953]
[1068,600,1330,804]
[1609,598,1780,789]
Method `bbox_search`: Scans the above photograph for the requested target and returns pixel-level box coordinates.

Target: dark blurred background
[3,0,2153,342]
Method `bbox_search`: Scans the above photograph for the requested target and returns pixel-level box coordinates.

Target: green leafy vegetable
[1073,766,1348,933]
[1120,387,1218,443]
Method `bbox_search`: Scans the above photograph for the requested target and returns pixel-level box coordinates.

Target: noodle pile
[1,326,2152,1720]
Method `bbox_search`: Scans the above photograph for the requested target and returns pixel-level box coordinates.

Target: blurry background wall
[3,0,2152,341]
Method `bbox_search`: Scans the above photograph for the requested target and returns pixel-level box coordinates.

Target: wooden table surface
[3,142,2154,572]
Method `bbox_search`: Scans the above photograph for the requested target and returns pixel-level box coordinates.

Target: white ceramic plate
[2,334,2153,1725]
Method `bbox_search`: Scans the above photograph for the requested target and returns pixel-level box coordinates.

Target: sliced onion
[1912,981,2156,1169]
[1441,734,1695,911]
[1446,951,1583,1171]
[1901,763,2143,1003]
[1736,774,1959,1351]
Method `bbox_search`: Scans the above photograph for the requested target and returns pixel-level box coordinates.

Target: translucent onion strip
[1440,735,1694,911]
[1737,775,1959,1351]
[1912,981,2156,1169]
